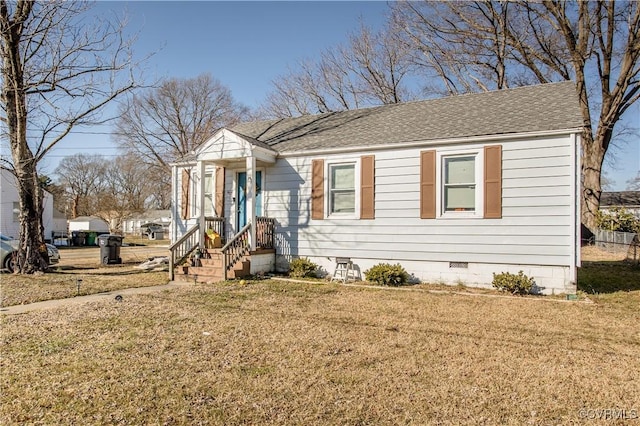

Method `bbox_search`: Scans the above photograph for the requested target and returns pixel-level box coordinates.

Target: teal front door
[237,171,262,228]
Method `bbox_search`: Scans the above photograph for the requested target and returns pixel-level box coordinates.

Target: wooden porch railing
[221,223,251,280]
[168,223,199,281]
[169,216,275,281]
[205,216,225,242]
[256,216,275,249]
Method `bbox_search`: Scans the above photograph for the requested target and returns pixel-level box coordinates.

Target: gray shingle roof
[601,191,640,207]
[230,81,583,153]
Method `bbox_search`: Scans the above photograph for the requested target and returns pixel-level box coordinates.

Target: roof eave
[276,127,584,157]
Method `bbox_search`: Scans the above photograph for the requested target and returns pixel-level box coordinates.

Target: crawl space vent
[449,261,468,269]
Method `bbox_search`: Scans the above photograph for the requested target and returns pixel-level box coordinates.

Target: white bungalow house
[169,82,583,294]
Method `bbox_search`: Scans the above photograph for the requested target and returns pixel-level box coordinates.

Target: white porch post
[246,155,256,251]
[198,160,206,250]
[171,165,178,242]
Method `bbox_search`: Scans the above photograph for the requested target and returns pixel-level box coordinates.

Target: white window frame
[436,148,484,218]
[325,159,360,219]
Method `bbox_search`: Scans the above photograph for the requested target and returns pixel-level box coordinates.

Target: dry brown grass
[0,245,170,307]
[2,280,638,425]
[581,245,630,262]
[0,267,168,307]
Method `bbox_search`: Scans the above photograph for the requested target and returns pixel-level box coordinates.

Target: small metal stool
[331,257,360,282]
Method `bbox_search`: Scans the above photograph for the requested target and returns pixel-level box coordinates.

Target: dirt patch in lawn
[1,280,638,425]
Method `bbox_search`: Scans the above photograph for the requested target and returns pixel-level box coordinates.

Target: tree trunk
[2,0,47,273]
[14,160,48,273]
[581,133,605,232]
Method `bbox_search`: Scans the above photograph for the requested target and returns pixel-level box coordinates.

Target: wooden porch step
[200,257,223,268]
[204,248,223,258]
[174,258,251,283]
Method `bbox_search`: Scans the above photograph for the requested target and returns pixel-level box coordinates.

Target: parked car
[0,234,60,272]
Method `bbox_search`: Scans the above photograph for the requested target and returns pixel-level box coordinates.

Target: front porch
[168,129,279,282]
[169,216,276,282]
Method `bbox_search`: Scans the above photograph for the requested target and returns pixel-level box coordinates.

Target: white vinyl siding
[264,135,575,271]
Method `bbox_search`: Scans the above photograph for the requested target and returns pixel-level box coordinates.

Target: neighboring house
[121,210,171,236]
[600,191,640,218]
[0,168,66,241]
[68,216,110,233]
[170,82,583,294]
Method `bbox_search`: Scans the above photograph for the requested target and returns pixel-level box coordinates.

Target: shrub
[289,257,318,278]
[364,263,409,286]
[492,271,535,295]
[596,207,640,234]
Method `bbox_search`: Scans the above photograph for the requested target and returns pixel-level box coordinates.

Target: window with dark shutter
[484,145,502,219]
[420,150,436,219]
[360,155,375,219]
[312,159,324,220]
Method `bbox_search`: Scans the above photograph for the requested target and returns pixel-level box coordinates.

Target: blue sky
[42,1,639,190]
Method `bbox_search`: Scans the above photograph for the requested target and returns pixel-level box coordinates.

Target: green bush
[364,263,409,286]
[289,257,318,278]
[596,207,640,234]
[492,271,535,295]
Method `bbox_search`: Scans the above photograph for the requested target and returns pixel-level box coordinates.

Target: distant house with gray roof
[600,191,640,218]
[121,210,171,238]
[169,82,583,294]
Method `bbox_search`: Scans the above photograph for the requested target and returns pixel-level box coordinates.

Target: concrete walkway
[0,281,186,315]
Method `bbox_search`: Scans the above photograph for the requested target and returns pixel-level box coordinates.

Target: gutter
[276,128,585,158]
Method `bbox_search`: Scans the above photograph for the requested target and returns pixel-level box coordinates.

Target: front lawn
[0,267,168,307]
[2,280,638,425]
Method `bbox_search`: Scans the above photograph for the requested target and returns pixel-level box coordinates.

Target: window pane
[444,186,475,211]
[445,157,475,184]
[331,191,355,213]
[331,165,355,190]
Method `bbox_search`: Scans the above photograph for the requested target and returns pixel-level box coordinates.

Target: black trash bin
[98,234,123,265]
[71,231,86,246]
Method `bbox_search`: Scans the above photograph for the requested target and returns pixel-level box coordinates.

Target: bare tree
[627,172,640,191]
[145,164,172,210]
[260,24,415,118]
[115,73,249,169]
[1,0,139,272]
[392,1,640,230]
[54,153,108,218]
[342,25,415,105]
[95,155,152,233]
[392,1,539,96]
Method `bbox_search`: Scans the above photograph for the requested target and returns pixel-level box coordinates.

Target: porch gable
[195,128,277,164]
